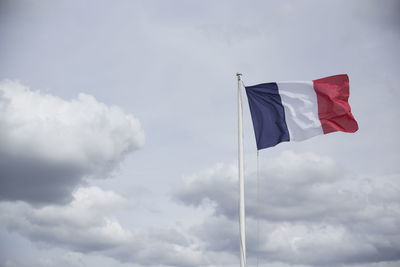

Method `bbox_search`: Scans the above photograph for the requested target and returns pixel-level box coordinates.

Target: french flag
[245,74,358,150]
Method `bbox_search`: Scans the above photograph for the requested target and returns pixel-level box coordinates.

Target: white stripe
[277,81,323,141]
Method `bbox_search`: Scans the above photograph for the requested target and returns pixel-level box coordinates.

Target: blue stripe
[245,82,290,150]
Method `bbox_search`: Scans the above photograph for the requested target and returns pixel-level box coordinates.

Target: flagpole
[237,72,246,267]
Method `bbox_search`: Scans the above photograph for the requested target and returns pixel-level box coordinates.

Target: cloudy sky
[0,1,399,266]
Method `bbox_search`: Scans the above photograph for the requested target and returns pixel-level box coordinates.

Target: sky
[0,0,399,267]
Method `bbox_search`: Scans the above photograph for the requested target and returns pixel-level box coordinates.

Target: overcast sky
[0,1,399,267]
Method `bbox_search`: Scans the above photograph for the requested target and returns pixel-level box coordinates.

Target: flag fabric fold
[245,74,358,150]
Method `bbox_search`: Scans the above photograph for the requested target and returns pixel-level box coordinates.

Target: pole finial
[236,72,242,81]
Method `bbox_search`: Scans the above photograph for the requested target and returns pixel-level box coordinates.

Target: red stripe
[313,74,359,134]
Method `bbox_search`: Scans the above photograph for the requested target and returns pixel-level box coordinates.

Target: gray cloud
[174,151,400,266]
[175,152,344,221]
[0,186,205,267]
[108,239,205,267]
[0,81,144,204]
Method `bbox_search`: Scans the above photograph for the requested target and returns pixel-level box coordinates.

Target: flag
[245,74,358,150]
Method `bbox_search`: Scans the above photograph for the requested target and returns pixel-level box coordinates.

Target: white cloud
[174,151,400,266]
[0,187,132,252]
[0,186,205,266]
[0,80,144,172]
[0,80,145,204]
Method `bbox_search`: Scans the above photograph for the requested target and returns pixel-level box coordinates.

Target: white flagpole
[237,72,246,267]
